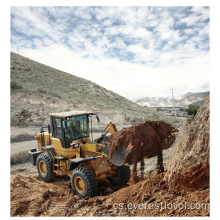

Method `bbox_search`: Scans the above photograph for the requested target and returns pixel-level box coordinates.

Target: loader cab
[49,111,96,148]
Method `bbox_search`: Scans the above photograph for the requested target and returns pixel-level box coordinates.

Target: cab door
[51,117,65,148]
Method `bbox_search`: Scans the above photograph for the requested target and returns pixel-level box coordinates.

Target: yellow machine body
[34,111,119,181]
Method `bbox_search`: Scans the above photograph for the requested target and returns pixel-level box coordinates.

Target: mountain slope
[10,52,180,127]
[136,92,209,107]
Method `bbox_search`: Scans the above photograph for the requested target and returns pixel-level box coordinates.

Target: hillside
[10,52,180,127]
[135,91,209,107]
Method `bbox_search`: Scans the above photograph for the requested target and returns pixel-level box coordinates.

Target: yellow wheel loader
[29,111,130,197]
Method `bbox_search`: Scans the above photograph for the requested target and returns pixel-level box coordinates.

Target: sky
[10,6,210,100]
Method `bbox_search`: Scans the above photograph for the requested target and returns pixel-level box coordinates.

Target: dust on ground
[10,141,209,217]
[10,167,209,217]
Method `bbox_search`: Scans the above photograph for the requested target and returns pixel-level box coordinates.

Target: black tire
[71,166,98,197]
[108,165,131,185]
[36,153,55,182]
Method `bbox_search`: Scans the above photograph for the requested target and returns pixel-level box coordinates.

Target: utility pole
[171,87,177,117]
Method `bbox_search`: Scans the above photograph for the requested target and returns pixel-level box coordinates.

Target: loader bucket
[110,147,133,166]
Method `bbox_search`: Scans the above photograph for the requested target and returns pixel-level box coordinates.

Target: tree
[188,104,200,116]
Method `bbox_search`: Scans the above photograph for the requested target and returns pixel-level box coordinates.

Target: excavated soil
[10,95,210,217]
[108,121,177,165]
[165,94,210,194]
[10,171,209,217]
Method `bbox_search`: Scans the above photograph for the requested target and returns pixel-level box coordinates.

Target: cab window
[52,117,63,140]
[64,115,89,147]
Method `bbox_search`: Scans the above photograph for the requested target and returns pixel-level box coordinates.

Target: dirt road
[10,126,103,164]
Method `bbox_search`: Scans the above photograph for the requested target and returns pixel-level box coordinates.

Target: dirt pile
[108,121,177,166]
[11,172,209,217]
[10,174,127,217]
[164,94,210,193]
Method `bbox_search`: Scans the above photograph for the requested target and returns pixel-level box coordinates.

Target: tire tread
[71,166,98,197]
[37,153,55,182]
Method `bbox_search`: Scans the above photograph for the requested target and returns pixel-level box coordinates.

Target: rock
[42,190,50,200]
[104,188,114,195]
[142,194,151,201]
[94,198,102,205]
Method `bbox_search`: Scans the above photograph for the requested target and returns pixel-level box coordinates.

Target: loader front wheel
[108,165,130,186]
[37,153,55,182]
[71,166,98,197]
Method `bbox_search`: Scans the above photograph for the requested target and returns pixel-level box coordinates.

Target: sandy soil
[10,120,209,217]
[11,144,210,217]
[10,164,209,217]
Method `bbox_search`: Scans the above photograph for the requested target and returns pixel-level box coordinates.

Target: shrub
[11,81,22,89]
[188,104,200,116]
[37,88,47,93]
[50,92,61,99]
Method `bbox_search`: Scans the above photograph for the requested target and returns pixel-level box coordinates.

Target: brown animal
[108,121,177,175]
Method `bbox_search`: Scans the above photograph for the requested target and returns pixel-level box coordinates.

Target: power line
[171,87,177,117]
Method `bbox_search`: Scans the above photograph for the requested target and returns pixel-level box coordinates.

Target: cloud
[10,6,210,99]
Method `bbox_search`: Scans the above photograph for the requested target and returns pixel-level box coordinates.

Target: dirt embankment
[165,94,210,194]
[11,171,209,217]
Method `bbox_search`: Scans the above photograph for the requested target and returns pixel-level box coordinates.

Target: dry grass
[11,52,181,127]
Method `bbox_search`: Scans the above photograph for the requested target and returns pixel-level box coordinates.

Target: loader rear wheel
[37,153,55,182]
[71,166,98,197]
[108,165,130,186]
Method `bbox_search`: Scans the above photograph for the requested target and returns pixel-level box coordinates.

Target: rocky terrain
[135,91,209,107]
[11,52,180,128]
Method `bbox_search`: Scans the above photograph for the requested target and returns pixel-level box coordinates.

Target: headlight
[70,143,79,148]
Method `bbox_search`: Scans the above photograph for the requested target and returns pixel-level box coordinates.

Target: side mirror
[63,120,68,129]
[96,115,100,123]
[47,124,51,133]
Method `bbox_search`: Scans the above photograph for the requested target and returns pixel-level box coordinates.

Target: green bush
[188,104,200,116]
[10,81,22,89]
[50,92,61,99]
[37,88,47,93]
